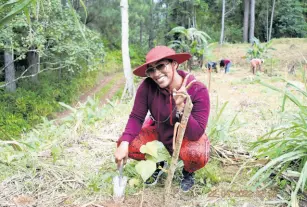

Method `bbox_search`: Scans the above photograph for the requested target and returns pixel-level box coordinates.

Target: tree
[249,0,255,42]
[243,0,250,42]
[220,0,225,45]
[4,50,16,92]
[275,0,307,38]
[0,0,105,90]
[168,26,210,71]
[148,0,155,49]
[266,0,269,41]
[128,0,150,46]
[27,47,39,83]
[120,0,135,99]
[268,0,276,40]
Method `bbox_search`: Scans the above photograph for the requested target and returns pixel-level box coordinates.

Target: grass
[1,38,307,206]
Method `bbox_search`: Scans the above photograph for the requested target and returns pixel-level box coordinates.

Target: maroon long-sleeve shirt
[121,70,210,151]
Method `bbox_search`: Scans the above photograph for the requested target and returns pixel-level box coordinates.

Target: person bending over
[206,61,217,73]
[220,59,231,74]
[250,58,264,74]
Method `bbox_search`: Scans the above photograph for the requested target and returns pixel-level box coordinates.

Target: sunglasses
[145,62,170,77]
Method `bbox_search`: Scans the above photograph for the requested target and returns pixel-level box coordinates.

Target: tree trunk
[243,0,250,42]
[148,0,154,49]
[249,0,255,43]
[268,0,276,41]
[4,50,16,92]
[27,48,39,83]
[266,0,269,41]
[120,0,135,99]
[192,6,196,28]
[139,20,143,45]
[219,0,225,45]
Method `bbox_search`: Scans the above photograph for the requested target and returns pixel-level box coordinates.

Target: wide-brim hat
[133,46,191,77]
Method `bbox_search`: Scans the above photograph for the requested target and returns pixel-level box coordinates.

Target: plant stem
[139,184,145,207]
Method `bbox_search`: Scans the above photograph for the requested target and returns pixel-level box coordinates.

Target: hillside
[1,39,307,207]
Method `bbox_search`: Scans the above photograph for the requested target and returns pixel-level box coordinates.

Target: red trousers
[118,122,210,173]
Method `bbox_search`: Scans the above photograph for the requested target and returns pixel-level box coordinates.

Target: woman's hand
[173,74,196,112]
[114,141,129,168]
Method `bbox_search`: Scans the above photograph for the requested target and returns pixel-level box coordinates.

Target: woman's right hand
[114,141,129,168]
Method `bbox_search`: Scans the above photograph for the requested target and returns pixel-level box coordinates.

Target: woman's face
[147,59,175,89]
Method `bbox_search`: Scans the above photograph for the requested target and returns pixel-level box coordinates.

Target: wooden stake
[208,69,212,91]
[164,96,193,206]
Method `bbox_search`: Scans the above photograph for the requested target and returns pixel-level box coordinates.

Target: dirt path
[99,76,125,106]
[55,73,124,120]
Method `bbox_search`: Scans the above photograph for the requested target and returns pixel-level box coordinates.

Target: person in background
[250,58,264,74]
[114,46,210,192]
[220,59,231,74]
[206,61,218,73]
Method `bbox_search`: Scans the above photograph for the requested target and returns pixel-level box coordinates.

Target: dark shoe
[180,169,195,192]
[144,161,168,186]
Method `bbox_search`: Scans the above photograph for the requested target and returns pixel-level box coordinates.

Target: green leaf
[24,6,30,24]
[135,160,156,181]
[0,0,20,10]
[248,151,306,186]
[67,0,86,40]
[58,102,77,113]
[79,0,88,24]
[293,161,307,197]
[0,0,35,26]
[140,140,159,158]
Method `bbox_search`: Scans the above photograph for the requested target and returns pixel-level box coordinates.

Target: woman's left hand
[173,74,196,112]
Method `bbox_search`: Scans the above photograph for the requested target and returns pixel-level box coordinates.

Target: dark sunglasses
[145,62,170,77]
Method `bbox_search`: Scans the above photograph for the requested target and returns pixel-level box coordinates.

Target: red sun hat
[133,46,192,77]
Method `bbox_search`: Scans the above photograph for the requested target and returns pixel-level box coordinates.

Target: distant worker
[206,61,218,73]
[250,58,264,74]
[220,59,231,74]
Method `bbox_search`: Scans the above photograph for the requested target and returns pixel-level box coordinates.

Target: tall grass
[207,98,241,145]
[249,79,307,207]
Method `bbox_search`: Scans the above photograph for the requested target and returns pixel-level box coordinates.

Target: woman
[114,46,210,192]
[220,59,231,73]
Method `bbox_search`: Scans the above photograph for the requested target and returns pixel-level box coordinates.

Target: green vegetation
[0,0,107,138]
[249,79,307,206]
[0,70,99,137]
[1,0,307,205]
[246,37,275,60]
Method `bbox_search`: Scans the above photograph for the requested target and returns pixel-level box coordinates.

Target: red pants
[118,124,210,173]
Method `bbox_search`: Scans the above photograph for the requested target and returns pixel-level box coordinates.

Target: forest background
[1,0,307,206]
[1,0,306,137]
